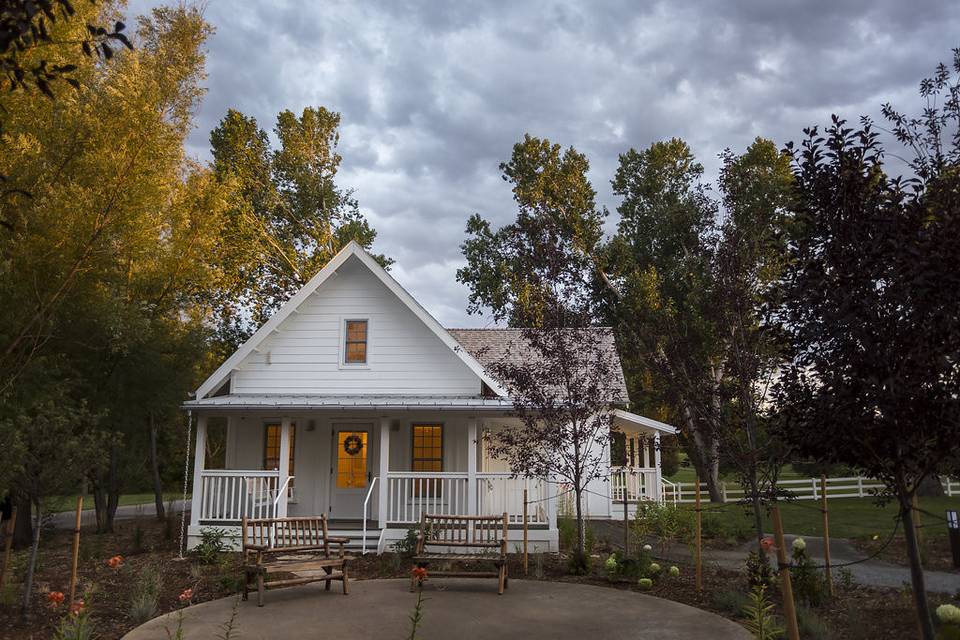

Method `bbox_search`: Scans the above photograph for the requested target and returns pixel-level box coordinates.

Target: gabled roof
[447,327,630,403]
[194,241,507,400]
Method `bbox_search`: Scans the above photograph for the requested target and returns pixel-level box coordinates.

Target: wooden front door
[329,424,371,519]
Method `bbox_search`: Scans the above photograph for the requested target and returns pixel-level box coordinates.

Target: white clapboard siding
[231,255,482,395]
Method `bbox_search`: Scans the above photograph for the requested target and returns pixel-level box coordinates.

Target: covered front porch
[607,409,674,516]
[186,403,557,553]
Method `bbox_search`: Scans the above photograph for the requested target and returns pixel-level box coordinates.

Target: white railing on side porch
[198,470,286,523]
[611,467,659,503]
[385,472,550,525]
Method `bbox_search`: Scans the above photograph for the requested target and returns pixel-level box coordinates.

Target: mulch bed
[0,516,955,639]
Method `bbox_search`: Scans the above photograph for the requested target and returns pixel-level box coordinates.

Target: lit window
[344,320,368,364]
[263,424,295,480]
[412,424,443,472]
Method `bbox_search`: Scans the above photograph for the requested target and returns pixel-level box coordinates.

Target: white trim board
[612,409,677,434]
[194,241,507,400]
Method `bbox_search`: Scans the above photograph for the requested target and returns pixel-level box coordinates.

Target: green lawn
[48,493,181,513]
[682,496,960,540]
[665,463,806,484]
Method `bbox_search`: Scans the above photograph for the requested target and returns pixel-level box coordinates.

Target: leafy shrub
[742,586,784,640]
[711,589,750,616]
[392,527,419,557]
[790,538,826,607]
[632,503,694,552]
[745,551,775,590]
[218,573,244,594]
[193,527,230,565]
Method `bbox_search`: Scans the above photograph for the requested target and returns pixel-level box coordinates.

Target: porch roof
[612,409,678,435]
[182,394,513,411]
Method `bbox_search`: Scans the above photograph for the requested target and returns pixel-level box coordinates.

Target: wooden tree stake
[820,474,833,596]
[623,481,630,556]
[694,475,702,593]
[522,488,528,576]
[68,496,83,605]
[0,506,16,591]
[771,505,800,640]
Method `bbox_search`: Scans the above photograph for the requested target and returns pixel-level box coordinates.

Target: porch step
[328,528,382,552]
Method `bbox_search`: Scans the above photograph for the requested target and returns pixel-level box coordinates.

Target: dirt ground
[0,516,955,639]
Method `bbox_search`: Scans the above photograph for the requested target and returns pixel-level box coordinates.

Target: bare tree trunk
[20,502,41,617]
[900,487,934,640]
[12,496,32,548]
[686,411,723,502]
[574,485,587,572]
[149,412,165,521]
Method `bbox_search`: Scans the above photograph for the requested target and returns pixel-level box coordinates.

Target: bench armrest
[326,536,350,544]
[243,543,269,552]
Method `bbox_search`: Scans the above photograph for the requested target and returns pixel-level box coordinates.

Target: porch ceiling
[182,394,513,410]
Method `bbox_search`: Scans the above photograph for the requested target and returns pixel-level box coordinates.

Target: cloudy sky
[133,0,959,327]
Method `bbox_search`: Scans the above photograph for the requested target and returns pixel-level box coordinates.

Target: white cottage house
[184,241,676,552]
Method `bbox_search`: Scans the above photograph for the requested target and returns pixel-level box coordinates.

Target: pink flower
[48,591,65,607]
[107,555,124,569]
[760,537,775,552]
[178,588,193,603]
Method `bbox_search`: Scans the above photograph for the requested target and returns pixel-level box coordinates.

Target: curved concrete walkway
[123,579,749,640]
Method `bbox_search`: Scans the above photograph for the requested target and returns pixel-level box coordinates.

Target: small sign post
[947,510,960,569]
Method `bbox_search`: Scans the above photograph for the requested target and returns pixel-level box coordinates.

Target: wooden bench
[411,513,509,594]
[241,515,349,606]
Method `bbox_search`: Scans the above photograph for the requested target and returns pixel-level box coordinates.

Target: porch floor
[123,579,748,640]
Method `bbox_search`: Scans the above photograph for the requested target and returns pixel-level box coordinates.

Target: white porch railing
[611,467,659,503]
[385,472,470,524]
[385,472,549,525]
[477,473,549,525]
[198,470,284,522]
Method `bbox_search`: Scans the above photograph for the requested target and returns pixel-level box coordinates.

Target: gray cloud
[131,0,960,326]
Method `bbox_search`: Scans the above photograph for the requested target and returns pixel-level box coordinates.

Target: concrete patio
[122,578,749,640]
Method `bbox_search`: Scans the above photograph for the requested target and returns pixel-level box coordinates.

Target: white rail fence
[197,470,282,522]
[661,475,889,505]
[385,472,549,525]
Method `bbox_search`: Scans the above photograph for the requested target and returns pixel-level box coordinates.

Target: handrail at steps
[362,476,379,554]
[273,475,294,511]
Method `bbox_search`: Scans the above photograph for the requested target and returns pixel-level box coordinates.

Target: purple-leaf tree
[483,325,623,570]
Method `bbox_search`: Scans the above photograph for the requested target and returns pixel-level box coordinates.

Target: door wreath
[343,434,364,456]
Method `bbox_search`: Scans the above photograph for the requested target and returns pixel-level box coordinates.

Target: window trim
[410,423,444,473]
[262,422,297,499]
[340,317,370,368]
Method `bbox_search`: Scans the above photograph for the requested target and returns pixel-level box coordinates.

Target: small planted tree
[483,325,624,571]
[775,53,960,640]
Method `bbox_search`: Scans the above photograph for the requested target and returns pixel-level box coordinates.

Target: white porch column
[277,417,292,518]
[189,414,207,528]
[467,417,478,516]
[378,417,390,528]
[642,435,651,468]
[653,432,663,504]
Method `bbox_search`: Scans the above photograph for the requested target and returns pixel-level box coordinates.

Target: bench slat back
[420,513,508,548]
[242,515,331,552]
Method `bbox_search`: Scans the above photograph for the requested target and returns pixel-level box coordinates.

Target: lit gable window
[344,319,368,364]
